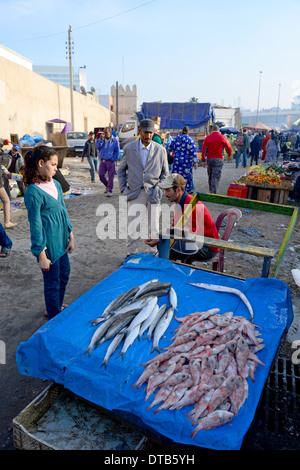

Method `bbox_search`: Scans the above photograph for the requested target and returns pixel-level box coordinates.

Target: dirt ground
[0,155,299,450]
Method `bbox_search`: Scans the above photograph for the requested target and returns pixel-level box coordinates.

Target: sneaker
[106,192,113,197]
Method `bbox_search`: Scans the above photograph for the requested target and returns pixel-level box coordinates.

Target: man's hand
[145,238,159,248]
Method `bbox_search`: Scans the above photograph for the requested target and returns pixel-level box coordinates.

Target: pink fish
[195,330,219,347]
[215,347,232,374]
[191,410,234,437]
[229,377,248,415]
[145,362,177,400]
[210,313,231,327]
[165,340,196,353]
[132,360,159,389]
[168,330,198,347]
[208,373,226,390]
[211,329,237,345]
[235,337,250,376]
[189,358,201,386]
[154,386,189,414]
[160,370,191,388]
[170,383,209,410]
[225,355,238,377]
[246,359,257,382]
[188,388,215,423]
[199,355,217,385]
[189,320,216,335]
[146,385,173,410]
[206,375,240,414]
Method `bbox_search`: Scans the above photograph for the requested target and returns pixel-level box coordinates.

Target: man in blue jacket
[96,126,120,196]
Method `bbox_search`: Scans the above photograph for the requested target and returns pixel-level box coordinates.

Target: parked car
[66,132,88,157]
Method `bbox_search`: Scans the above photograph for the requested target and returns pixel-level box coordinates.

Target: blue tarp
[136,102,216,130]
[16,254,293,450]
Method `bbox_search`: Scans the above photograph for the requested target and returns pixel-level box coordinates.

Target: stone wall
[0,56,111,140]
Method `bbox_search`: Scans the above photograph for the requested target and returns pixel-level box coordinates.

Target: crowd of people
[0,121,298,322]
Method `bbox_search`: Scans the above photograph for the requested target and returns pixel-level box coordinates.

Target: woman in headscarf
[265,134,279,164]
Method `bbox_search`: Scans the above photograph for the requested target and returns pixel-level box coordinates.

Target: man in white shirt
[118,119,169,257]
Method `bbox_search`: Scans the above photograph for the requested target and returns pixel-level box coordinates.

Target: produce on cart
[16,254,293,450]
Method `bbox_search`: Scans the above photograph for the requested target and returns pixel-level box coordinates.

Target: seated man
[145,173,220,264]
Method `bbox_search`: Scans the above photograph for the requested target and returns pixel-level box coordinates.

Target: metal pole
[256,71,262,123]
[116,81,119,127]
[276,83,281,124]
[68,25,75,130]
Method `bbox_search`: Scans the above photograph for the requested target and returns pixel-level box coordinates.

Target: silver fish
[90,286,139,325]
[110,297,150,315]
[126,297,158,334]
[96,311,137,348]
[145,304,168,341]
[100,331,125,368]
[83,314,121,356]
[169,286,178,311]
[138,304,160,340]
[188,282,254,322]
[151,307,174,353]
[116,324,141,360]
[135,288,169,301]
[134,281,171,299]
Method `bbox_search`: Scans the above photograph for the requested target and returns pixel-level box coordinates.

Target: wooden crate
[13,383,148,451]
[246,181,293,204]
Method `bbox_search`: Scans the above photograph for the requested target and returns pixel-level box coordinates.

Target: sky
[1,0,300,111]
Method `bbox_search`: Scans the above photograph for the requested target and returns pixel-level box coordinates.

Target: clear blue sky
[1,0,299,111]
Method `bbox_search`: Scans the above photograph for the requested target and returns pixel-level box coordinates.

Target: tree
[189,97,198,103]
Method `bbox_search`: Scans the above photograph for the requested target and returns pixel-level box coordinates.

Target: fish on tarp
[116,324,141,360]
[151,307,174,354]
[187,282,254,322]
[90,286,139,325]
[125,297,158,335]
[100,331,126,368]
[144,303,168,341]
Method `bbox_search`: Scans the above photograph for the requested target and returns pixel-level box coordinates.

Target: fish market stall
[16,254,293,450]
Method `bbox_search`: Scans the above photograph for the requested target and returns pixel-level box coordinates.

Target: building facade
[0,45,111,139]
[32,65,87,92]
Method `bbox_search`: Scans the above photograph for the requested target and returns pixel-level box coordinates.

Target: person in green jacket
[24,146,75,320]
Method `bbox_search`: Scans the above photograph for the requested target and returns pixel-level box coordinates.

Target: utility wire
[3,0,156,43]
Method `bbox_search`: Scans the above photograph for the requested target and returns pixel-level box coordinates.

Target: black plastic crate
[243,355,300,449]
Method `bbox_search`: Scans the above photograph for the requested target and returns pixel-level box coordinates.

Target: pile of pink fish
[132,307,265,438]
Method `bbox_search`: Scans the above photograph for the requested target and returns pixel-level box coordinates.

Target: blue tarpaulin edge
[136,102,216,130]
[16,254,293,450]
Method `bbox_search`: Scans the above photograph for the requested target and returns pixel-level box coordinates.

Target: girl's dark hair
[23,145,57,186]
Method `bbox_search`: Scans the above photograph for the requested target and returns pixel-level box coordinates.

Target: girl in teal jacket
[24,146,74,320]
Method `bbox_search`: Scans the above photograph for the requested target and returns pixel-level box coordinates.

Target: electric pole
[68,25,75,130]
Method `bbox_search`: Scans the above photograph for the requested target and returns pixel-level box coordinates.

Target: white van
[118,119,139,143]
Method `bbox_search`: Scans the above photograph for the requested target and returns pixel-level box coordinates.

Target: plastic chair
[211,208,242,273]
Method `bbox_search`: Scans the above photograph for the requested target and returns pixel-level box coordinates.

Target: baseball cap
[139,119,154,132]
[158,173,187,190]
[12,144,20,151]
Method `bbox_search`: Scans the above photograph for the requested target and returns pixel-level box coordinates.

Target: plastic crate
[227,186,248,198]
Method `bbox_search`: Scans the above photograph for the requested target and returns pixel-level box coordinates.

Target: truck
[117,101,216,150]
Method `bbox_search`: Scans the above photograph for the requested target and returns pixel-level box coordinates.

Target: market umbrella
[243,122,271,132]
[219,126,239,134]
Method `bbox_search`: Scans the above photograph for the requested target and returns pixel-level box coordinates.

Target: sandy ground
[0,155,299,450]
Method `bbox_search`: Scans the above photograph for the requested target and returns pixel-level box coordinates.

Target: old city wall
[0,56,111,140]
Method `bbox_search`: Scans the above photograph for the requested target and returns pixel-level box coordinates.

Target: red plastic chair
[211,208,242,273]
